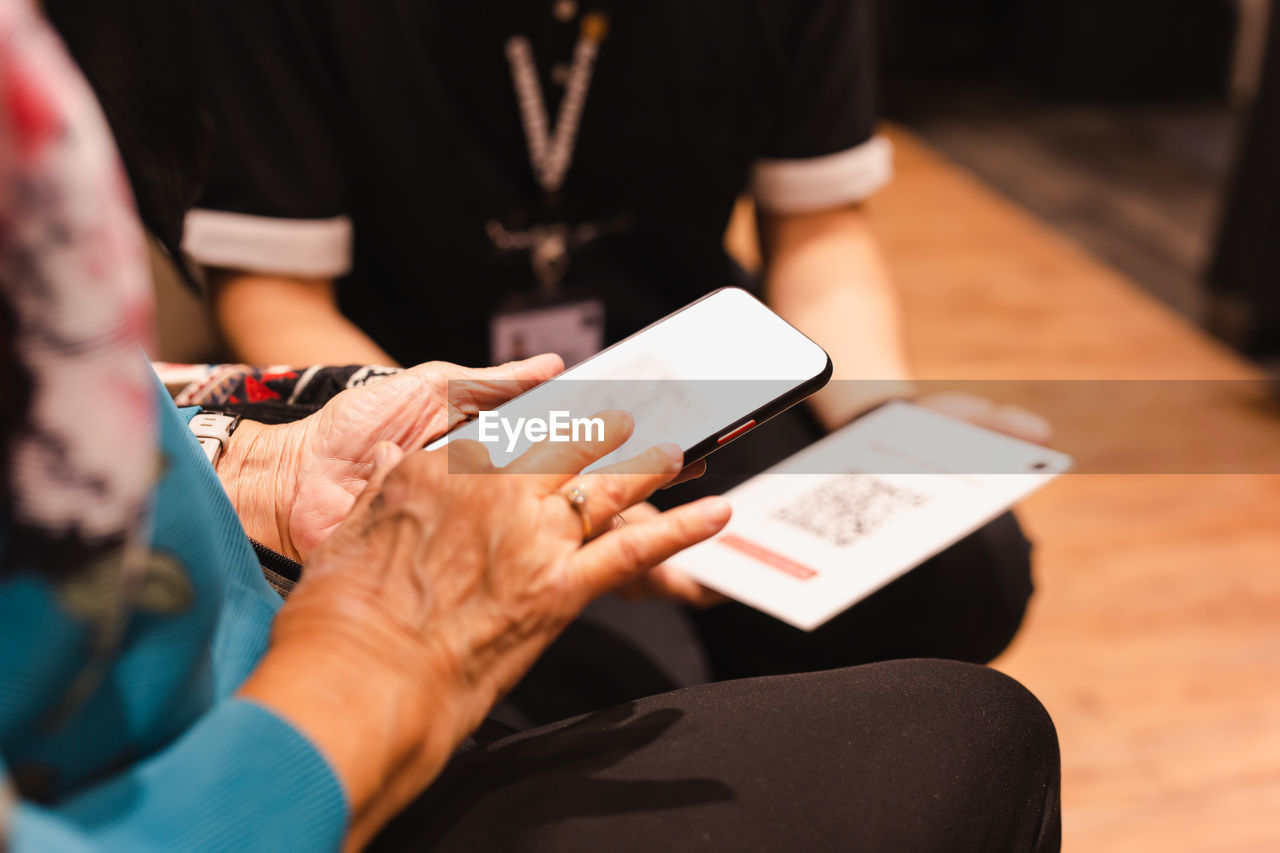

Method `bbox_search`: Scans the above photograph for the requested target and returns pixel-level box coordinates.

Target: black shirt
[187,0,889,367]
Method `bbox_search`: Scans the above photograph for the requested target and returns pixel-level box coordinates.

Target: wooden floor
[899,92,1235,318]
[865,129,1280,852]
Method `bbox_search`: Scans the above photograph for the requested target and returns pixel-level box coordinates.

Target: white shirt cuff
[182,210,353,278]
[750,135,894,215]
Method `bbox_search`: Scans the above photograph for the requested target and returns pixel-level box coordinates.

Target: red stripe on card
[716,534,818,581]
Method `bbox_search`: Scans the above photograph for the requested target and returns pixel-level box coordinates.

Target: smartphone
[427,287,832,470]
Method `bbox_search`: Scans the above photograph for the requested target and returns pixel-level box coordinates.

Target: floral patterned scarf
[1,0,156,574]
[0,0,159,775]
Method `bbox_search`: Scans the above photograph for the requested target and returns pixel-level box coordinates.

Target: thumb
[371,441,407,482]
[351,441,407,512]
[374,440,405,466]
[490,352,565,384]
[444,354,565,421]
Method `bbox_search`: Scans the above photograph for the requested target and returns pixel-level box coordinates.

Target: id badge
[490,298,605,367]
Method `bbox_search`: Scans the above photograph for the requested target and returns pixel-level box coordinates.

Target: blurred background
[875,0,1278,366]
[722,6,1280,851]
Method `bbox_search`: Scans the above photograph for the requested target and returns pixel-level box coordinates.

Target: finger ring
[565,483,591,539]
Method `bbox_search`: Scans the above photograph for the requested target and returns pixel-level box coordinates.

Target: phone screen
[428,288,831,469]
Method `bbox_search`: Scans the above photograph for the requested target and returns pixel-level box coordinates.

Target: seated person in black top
[186,0,1049,702]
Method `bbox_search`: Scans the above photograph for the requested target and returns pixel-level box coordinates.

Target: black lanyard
[493,8,620,294]
[504,10,609,199]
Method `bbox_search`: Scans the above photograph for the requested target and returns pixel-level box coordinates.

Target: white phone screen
[427,288,830,469]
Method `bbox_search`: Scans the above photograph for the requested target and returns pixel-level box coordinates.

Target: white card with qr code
[668,401,1073,631]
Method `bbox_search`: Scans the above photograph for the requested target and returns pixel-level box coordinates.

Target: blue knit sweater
[1,383,348,851]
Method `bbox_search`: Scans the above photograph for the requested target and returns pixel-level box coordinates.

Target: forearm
[238,632,460,852]
[8,661,445,853]
[212,270,397,367]
[9,698,348,853]
[760,206,913,430]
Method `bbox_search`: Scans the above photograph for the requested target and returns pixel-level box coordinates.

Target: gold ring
[565,484,591,539]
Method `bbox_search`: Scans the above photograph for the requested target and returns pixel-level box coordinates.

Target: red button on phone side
[717,419,756,445]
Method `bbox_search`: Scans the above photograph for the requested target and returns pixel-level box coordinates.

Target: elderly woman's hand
[217,354,563,561]
[237,410,731,849]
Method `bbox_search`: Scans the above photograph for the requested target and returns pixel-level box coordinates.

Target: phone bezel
[432,286,834,465]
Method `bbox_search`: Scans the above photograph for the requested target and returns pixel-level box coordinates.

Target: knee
[933,660,1058,772]
[882,659,1062,851]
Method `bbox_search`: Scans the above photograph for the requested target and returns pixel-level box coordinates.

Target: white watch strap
[188,412,239,466]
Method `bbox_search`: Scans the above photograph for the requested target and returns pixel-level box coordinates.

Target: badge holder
[490,290,605,367]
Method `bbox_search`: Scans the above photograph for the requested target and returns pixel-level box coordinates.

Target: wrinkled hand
[240,411,732,847]
[219,355,563,561]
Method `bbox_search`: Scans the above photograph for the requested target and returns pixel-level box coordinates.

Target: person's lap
[369,659,1061,852]
[495,404,1036,728]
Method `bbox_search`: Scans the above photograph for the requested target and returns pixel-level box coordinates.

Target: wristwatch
[188,411,241,467]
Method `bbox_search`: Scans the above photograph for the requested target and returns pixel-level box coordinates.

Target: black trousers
[370,659,1062,852]
[495,403,1035,727]
[369,407,1053,851]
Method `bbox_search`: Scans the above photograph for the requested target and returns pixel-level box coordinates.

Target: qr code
[772,475,929,547]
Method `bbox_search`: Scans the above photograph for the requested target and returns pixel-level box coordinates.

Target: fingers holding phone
[276,412,729,752]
